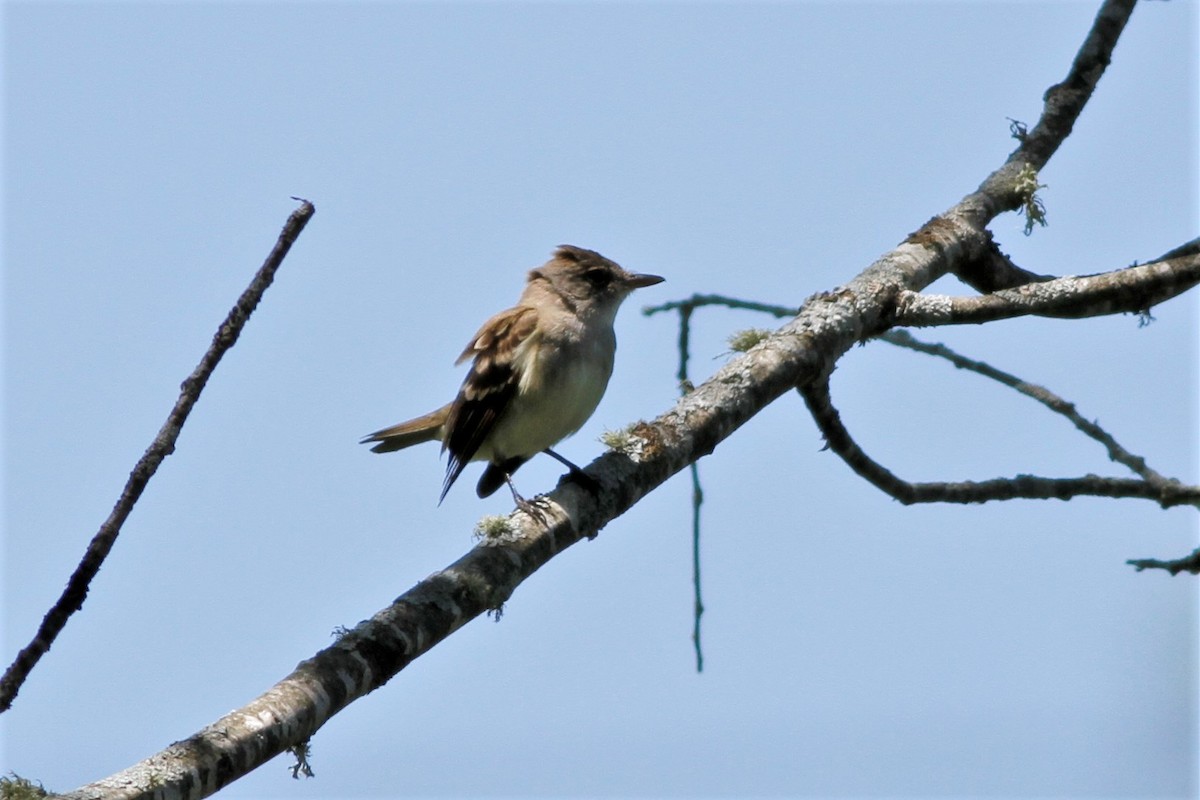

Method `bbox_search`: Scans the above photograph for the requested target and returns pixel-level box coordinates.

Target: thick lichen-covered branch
[894,248,1200,326]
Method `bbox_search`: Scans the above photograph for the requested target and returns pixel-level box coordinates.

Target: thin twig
[689,460,704,673]
[644,294,797,320]
[880,331,1179,489]
[1127,548,1200,575]
[673,305,705,673]
[799,376,1197,508]
[0,199,316,713]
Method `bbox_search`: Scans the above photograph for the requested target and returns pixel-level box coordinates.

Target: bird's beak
[626,273,665,289]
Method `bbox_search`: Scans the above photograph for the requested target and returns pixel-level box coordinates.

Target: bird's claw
[514,494,553,527]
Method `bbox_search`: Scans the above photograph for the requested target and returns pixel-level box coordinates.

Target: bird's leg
[543,448,600,493]
[506,474,551,526]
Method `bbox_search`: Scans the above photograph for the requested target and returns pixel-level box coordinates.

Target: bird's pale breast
[483,319,616,460]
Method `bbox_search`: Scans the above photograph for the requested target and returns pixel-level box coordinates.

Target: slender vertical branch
[689,462,705,673]
[674,304,705,673]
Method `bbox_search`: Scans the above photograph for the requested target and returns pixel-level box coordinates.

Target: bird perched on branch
[362,245,663,516]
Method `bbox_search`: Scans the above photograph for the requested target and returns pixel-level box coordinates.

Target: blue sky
[3,1,1197,797]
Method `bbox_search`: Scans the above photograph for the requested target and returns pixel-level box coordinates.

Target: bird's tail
[360,403,451,453]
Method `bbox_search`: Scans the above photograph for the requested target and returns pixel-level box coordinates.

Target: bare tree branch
[878,332,1182,489]
[798,338,1198,509]
[0,200,316,715]
[671,304,706,673]
[644,294,799,319]
[808,376,1194,506]
[1127,548,1200,575]
[959,0,1136,228]
[895,250,1200,326]
[646,295,1196,506]
[55,1,1184,796]
[1152,238,1200,263]
[953,236,1055,293]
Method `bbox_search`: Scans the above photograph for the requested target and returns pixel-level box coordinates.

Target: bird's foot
[506,476,552,527]
[514,494,553,527]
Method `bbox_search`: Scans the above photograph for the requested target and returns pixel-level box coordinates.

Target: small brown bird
[362,245,663,513]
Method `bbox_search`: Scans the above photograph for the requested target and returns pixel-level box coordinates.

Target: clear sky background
[3,1,1198,797]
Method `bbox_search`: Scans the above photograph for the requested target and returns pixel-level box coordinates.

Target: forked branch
[799,346,1198,509]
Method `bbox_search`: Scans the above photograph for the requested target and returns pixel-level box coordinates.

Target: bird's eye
[583,267,611,288]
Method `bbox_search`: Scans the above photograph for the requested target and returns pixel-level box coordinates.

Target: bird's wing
[440,305,540,501]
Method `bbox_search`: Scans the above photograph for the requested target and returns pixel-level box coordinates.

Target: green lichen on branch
[600,425,638,453]
[473,515,516,542]
[0,774,52,800]
[726,328,772,353]
[1013,164,1048,235]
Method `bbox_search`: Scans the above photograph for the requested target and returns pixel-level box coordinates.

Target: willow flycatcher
[362,245,663,515]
